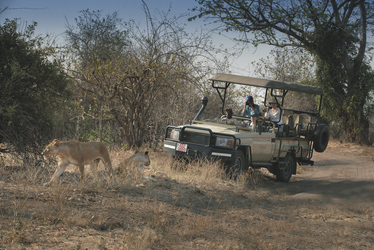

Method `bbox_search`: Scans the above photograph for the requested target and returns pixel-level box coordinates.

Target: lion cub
[117,151,151,178]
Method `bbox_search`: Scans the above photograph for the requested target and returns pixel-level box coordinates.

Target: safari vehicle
[163,73,329,182]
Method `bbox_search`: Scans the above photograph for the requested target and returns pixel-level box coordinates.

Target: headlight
[170,129,180,140]
[215,137,235,148]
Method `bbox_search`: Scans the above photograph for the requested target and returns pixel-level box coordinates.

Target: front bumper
[163,125,241,165]
[163,140,235,164]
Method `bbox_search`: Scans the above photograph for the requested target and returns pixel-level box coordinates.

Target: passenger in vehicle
[264,98,284,125]
[242,95,260,125]
[221,108,237,124]
[225,108,235,120]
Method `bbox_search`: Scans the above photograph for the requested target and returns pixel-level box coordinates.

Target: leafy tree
[191,0,374,144]
[65,4,226,148]
[64,9,128,144]
[0,19,71,154]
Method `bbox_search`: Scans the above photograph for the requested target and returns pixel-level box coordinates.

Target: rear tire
[275,154,295,182]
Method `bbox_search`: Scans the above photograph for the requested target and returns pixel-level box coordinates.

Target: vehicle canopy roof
[210,73,323,95]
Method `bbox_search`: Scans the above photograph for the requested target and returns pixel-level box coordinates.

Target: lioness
[42,139,113,185]
[117,151,151,177]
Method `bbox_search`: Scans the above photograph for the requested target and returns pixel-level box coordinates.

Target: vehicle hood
[181,122,244,135]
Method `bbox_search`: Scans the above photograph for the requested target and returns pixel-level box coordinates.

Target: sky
[0,0,274,75]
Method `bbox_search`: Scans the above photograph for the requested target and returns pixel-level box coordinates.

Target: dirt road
[286,141,374,202]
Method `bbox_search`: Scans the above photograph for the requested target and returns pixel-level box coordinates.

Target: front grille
[181,128,210,145]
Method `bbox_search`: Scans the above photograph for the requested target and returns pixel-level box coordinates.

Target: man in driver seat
[264,98,284,132]
[264,98,283,125]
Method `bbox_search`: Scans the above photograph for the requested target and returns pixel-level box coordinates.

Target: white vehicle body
[163,74,329,182]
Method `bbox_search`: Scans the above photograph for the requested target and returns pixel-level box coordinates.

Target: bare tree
[65,4,227,148]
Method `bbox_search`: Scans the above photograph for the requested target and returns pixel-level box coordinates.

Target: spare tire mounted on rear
[313,124,329,152]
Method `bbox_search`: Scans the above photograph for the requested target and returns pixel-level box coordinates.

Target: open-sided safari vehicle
[163,73,329,182]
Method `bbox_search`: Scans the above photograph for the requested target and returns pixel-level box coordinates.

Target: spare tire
[313,124,329,152]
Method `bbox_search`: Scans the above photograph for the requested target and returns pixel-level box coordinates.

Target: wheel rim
[284,162,291,177]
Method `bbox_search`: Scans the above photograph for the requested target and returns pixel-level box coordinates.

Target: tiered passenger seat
[282,112,317,138]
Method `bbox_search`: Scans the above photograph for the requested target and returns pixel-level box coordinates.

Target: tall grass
[1,148,267,192]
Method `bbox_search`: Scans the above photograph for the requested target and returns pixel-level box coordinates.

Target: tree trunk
[98,104,103,142]
[341,94,369,145]
[342,114,369,145]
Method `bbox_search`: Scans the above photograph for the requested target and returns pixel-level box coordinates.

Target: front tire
[229,150,246,179]
[275,154,295,182]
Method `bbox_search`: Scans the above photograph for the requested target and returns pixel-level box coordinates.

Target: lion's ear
[52,139,60,146]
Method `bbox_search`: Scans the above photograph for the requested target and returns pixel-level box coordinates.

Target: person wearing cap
[242,95,260,125]
[264,98,283,125]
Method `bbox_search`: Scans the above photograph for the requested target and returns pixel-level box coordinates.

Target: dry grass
[0,143,373,249]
